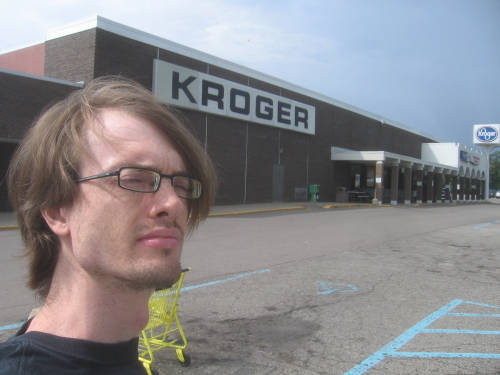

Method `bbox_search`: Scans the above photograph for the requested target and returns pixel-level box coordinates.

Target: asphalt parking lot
[1,202,499,374]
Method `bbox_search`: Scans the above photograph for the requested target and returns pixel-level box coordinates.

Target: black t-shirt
[0,326,146,374]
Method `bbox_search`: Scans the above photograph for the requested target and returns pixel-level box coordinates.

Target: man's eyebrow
[109,163,190,176]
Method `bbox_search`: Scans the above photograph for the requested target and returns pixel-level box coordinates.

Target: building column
[403,165,412,205]
[465,178,471,200]
[373,161,384,205]
[390,163,399,205]
[415,167,424,204]
[480,180,485,200]
[426,169,434,203]
[434,169,443,203]
[451,175,458,202]
[444,174,451,202]
[458,176,464,201]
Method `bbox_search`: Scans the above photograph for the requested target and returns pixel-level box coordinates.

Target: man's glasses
[76,167,202,199]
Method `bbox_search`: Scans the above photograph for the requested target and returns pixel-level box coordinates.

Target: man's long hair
[8,76,217,298]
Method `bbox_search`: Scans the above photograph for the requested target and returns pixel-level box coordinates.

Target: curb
[208,206,307,217]
[410,201,485,207]
[322,203,391,209]
[209,202,395,217]
[0,225,19,231]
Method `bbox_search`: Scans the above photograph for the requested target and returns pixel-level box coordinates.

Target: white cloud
[1,0,333,77]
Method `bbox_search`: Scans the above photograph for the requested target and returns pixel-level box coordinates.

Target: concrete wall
[422,143,459,167]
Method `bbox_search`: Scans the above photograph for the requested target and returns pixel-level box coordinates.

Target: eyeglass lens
[118,168,200,198]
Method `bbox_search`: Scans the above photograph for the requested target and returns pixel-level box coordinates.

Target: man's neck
[26,277,152,343]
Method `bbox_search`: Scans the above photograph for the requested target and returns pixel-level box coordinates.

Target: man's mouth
[137,228,182,249]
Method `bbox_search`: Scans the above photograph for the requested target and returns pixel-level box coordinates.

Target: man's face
[62,109,188,290]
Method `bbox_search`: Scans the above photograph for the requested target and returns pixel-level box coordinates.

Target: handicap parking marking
[343,299,500,375]
[317,281,358,295]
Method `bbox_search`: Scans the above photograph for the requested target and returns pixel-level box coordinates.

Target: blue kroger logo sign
[476,126,498,142]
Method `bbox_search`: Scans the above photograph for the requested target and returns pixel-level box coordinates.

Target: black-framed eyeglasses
[76,167,202,199]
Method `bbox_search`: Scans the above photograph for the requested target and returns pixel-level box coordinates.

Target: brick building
[0,16,488,210]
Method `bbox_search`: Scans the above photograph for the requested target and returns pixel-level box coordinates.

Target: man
[0,76,217,374]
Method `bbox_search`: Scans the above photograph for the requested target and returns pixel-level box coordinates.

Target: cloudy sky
[1,0,499,148]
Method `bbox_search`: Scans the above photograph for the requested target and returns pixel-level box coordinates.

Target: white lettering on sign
[153,59,316,135]
[473,124,500,145]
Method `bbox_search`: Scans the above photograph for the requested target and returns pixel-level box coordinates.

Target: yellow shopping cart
[138,268,191,375]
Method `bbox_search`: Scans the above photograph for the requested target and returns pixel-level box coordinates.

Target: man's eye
[122,176,144,183]
[120,170,155,189]
[173,178,192,192]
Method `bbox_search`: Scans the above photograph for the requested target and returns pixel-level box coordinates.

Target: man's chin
[120,262,182,291]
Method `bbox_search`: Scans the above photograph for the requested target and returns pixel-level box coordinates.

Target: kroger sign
[153,60,315,135]
[473,124,500,144]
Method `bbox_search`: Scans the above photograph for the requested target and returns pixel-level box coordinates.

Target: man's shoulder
[0,334,33,374]
[0,332,146,375]
[0,333,69,374]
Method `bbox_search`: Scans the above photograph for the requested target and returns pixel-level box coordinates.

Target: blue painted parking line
[474,219,500,230]
[422,328,500,335]
[0,322,23,332]
[448,312,500,317]
[464,300,500,308]
[343,299,500,375]
[391,352,500,359]
[181,268,270,292]
[474,223,491,230]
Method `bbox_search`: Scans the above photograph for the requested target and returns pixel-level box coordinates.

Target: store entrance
[347,165,375,202]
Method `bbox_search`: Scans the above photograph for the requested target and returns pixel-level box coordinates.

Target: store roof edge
[46,16,437,141]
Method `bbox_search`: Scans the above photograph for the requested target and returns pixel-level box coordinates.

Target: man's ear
[41,206,70,237]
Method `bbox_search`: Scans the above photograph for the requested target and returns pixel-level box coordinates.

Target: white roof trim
[45,16,438,141]
[330,149,458,172]
[46,16,99,41]
[0,67,83,87]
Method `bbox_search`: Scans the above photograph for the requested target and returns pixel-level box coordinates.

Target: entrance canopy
[331,148,458,174]
[331,148,486,204]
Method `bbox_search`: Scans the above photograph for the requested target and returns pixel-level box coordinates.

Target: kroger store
[0,16,493,210]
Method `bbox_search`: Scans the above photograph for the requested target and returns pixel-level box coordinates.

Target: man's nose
[149,177,184,217]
